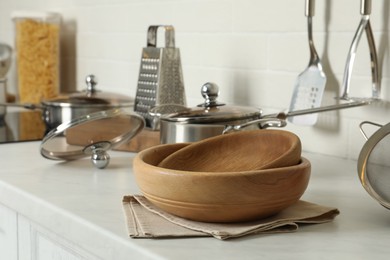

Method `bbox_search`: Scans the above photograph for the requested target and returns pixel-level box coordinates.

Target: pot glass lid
[358,121,390,208]
[41,75,134,107]
[40,108,144,168]
[160,82,261,123]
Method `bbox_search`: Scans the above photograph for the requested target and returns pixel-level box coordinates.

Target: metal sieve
[358,121,390,209]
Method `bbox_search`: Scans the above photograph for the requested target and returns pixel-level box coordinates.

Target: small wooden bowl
[158,129,301,172]
[133,142,311,223]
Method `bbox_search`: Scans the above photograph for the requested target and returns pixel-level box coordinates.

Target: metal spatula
[288,0,327,125]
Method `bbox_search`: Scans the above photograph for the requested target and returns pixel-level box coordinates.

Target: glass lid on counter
[40,109,144,169]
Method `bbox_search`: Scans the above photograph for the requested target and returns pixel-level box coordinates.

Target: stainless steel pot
[152,82,285,144]
[151,82,374,144]
[1,74,134,131]
[41,75,134,130]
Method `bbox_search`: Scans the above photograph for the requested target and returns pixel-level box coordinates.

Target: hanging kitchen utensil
[340,0,380,101]
[288,0,327,125]
[40,109,144,169]
[358,121,390,209]
[134,25,186,129]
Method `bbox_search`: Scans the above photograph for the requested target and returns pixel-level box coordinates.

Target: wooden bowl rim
[157,129,301,172]
[134,142,310,177]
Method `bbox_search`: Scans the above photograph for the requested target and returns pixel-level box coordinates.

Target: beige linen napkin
[122,195,339,240]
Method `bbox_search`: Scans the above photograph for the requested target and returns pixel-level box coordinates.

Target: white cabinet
[0,203,18,260]
[0,203,99,260]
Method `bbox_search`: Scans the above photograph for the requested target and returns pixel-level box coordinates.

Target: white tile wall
[0,0,389,160]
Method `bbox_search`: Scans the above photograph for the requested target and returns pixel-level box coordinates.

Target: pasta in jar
[12,11,61,103]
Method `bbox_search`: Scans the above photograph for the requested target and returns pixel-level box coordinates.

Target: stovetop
[0,110,45,144]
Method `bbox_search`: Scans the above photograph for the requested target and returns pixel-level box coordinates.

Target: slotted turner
[288,0,327,125]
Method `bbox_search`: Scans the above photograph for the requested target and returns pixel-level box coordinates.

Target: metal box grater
[134,25,186,129]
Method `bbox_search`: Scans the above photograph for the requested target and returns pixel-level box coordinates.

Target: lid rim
[161,113,261,124]
[40,109,144,162]
[160,106,261,124]
[11,11,62,21]
[40,101,134,108]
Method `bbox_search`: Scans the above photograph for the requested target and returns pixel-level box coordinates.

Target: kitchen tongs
[340,0,380,101]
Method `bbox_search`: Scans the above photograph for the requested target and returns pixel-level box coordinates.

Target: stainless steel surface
[306,0,320,68]
[0,74,134,130]
[41,74,134,130]
[365,19,380,99]
[40,109,144,168]
[158,81,374,144]
[222,118,287,134]
[0,43,11,78]
[134,25,186,129]
[305,0,314,16]
[0,102,43,110]
[0,43,12,118]
[288,0,326,125]
[160,82,260,124]
[358,120,390,209]
[359,120,382,140]
[360,0,372,15]
[225,99,373,134]
[148,103,189,130]
[158,82,261,143]
[340,0,380,101]
[0,110,46,143]
[265,98,373,120]
[84,142,112,169]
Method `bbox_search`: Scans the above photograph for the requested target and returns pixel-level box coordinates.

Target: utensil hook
[359,120,383,140]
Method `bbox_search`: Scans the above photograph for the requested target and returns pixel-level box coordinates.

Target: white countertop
[1,141,390,259]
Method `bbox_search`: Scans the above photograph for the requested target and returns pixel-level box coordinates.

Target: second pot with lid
[41,74,134,131]
[152,82,284,144]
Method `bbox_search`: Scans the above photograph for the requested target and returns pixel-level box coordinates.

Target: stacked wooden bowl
[133,129,311,223]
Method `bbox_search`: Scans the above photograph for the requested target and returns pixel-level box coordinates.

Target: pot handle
[222,118,287,134]
[359,121,383,140]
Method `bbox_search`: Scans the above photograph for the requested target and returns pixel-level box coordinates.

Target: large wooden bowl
[133,142,311,223]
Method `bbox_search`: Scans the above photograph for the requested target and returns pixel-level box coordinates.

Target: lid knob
[91,148,110,169]
[85,74,98,93]
[199,82,225,107]
[83,141,112,169]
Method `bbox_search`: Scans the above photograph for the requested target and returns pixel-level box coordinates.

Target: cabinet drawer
[18,215,100,260]
[0,203,18,260]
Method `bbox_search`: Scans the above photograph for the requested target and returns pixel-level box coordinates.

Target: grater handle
[147,25,175,48]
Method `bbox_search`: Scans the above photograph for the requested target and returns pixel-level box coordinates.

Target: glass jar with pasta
[12,11,61,103]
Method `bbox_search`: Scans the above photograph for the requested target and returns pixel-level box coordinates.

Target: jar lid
[11,11,61,22]
[161,82,261,124]
[40,109,144,169]
[41,75,134,108]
